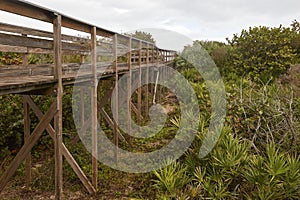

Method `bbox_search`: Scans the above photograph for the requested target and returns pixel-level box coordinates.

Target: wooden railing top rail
[0,0,176,53]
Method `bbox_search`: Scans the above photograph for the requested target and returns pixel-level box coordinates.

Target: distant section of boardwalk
[0,19,175,95]
[0,1,176,199]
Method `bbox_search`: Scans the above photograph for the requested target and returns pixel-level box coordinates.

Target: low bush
[153,126,300,199]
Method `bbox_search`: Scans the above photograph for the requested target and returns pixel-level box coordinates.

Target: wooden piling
[138,41,142,126]
[128,37,132,138]
[145,43,149,118]
[53,14,63,200]
[113,34,119,160]
[91,26,98,190]
[23,96,31,188]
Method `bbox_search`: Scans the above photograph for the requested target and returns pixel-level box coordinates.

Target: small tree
[226,25,297,83]
[198,40,229,69]
[128,31,156,44]
[291,20,300,60]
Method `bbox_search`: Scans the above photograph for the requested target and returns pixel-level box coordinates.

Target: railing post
[127,37,132,139]
[145,43,149,117]
[151,45,155,96]
[165,51,167,62]
[90,26,98,190]
[21,34,31,187]
[53,13,63,200]
[138,41,142,127]
[156,48,160,103]
[80,88,85,133]
[113,34,119,160]
[80,55,85,64]
[21,34,28,66]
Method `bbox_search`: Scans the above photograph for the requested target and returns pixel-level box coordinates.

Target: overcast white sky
[1,0,300,43]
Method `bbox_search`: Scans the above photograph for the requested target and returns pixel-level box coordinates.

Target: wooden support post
[145,43,149,118]
[22,35,30,188]
[80,87,85,134]
[163,65,166,96]
[91,26,98,190]
[113,34,119,160]
[151,45,155,98]
[165,51,167,63]
[22,53,28,66]
[53,14,63,200]
[161,65,163,99]
[23,95,31,188]
[156,48,159,66]
[138,41,142,126]
[22,34,28,66]
[159,65,163,103]
[127,37,132,139]
[166,51,168,62]
[80,54,85,64]
[156,48,160,103]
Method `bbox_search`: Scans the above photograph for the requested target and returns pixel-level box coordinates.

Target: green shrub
[226,78,300,153]
[0,95,23,159]
[153,126,300,199]
[243,144,300,199]
[153,160,190,197]
[226,25,297,83]
[0,52,22,65]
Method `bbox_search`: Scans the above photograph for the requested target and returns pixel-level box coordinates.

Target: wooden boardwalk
[0,1,176,199]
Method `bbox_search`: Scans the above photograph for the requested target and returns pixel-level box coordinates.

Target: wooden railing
[0,1,176,81]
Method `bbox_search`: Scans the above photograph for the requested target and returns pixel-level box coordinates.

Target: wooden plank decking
[0,63,164,95]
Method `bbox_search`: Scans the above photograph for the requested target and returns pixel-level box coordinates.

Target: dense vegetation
[1,21,300,199]
[152,58,300,199]
[151,21,300,199]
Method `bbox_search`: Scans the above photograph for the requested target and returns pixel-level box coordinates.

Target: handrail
[0,0,177,77]
[0,0,177,56]
[0,0,158,46]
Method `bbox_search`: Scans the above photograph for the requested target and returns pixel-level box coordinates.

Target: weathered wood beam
[0,0,115,37]
[91,26,98,190]
[138,41,142,127]
[113,34,119,160]
[98,108,125,143]
[127,37,132,138]
[0,22,90,43]
[53,14,63,200]
[0,33,89,53]
[0,0,55,23]
[23,95,31,188]
[145,44,150,117]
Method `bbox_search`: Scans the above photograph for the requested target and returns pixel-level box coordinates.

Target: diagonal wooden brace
[23,95,96,194]
[71,117,92,144]
[0,100,57,192]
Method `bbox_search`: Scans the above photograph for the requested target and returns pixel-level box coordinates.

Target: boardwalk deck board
[0,63,165,95]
